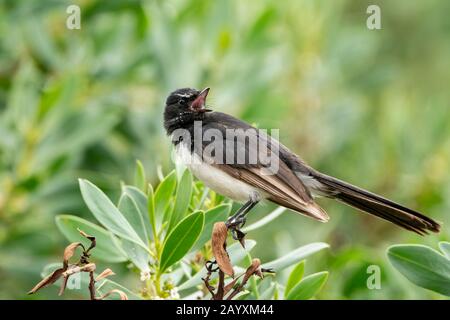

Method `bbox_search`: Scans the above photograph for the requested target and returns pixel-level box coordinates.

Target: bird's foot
[225,216,247,248]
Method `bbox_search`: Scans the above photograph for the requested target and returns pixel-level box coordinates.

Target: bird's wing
[218,163,329,222]
[198,113,329,222]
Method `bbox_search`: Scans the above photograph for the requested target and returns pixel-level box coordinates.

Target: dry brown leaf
[98,289,129,300]
[226,259,262,300]
[63,242,82,268]
[28,267,65,295]
[78,228,96,252]
[77,228,93,239]
[211,222,234,277]
[95,268,115,281]
[59,275,69,296]
[243,258,262,283]
[62,263,96,277]
[223,273,245,296]
[82,263,96,273]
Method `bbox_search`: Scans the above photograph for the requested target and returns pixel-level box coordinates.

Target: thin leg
[225,199,259,246]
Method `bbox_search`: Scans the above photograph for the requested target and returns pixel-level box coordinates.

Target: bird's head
[165,87,210,113]
[164,87,211,133]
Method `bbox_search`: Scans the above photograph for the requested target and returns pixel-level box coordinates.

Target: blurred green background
[0,0,449,299]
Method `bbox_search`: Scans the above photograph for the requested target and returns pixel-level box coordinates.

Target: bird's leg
[225,199,258,246]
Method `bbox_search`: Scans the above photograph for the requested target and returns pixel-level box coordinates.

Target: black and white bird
[163,87,440,241]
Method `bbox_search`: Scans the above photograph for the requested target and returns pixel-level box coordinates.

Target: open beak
[190,87,211,112]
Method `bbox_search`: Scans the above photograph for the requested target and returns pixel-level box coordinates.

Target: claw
[226,214,248,248]
[235,229,246,248]
[227,221,247,248]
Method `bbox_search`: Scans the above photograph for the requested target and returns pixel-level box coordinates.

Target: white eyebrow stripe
[174,93,194,98]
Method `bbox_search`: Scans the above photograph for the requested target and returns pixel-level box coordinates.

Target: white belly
[174,143,259,202]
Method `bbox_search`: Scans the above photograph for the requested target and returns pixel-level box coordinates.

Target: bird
[163,87,441,242]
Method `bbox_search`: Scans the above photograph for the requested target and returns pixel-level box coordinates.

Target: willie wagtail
[164,87,440,241]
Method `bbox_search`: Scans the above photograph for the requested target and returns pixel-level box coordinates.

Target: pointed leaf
[95,269,115,282]
[28,267,65,295]
[243,207,285,232]
[120,239,151,272]
[262,242,329,271]
[159,211,204,273]
[191,204,231,252]
[286,271,328,300]
[123,186,152,240]
[154,170,177,227]
[168,170,193,230]
[78,179,146,250]
[259,282,276,300]
[134,160,146,191]
[285,260,305,296]
[387,244,450,296]
[118,193,148,244]
[147,183,157,239]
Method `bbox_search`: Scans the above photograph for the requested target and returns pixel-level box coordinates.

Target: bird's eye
[178,98,186,105]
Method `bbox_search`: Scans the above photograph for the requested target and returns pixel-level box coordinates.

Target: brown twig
[28,229,127,300]
[204,222,275,300]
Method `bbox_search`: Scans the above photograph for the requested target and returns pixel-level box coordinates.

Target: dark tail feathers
[312,172,441,235]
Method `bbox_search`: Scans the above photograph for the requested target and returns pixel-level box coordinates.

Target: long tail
[311,172,441,235]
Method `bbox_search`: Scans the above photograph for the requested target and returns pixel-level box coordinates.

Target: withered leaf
[63,242,83,268]
[223,273,244,296]
[59,275,69,296]
[225,259,262,300]
[78,228,96,252]
[28,267,65,295]
[243,258,262,283]
[82,263,96,273]
[78,228,94,240]
[62,263,96,277]
[211,222,234,277]
[98,289,129,300]
[95,268,115,281]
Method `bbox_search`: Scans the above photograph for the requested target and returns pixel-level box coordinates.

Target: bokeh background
[1,0,449,299]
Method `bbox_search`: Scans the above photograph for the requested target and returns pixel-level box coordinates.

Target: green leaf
[159,211,204,273]
[55,215,127,263]
[78,179,147,251]
[286,271,328,300]
[387,244,450,296]
[147,183,157,239]
[122,186,152,241]
[242,206,285,232]
[179,240,256,290]
[96,278,143,300]
[134,160,146,192]
[168,169,193,230]
[118,194,148,244]
[191,203,231,252]
[154,170,177,227]
[285,260,305,296]
[259,282,276,300]
[262,242,329,271]
[120,239,151,272]
[439,242,450,260]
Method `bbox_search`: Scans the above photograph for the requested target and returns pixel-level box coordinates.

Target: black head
[164,87,211,134]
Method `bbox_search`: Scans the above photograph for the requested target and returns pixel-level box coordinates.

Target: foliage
[0,0,449,299]
[387,243,450,296]
[35,163,329,299]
